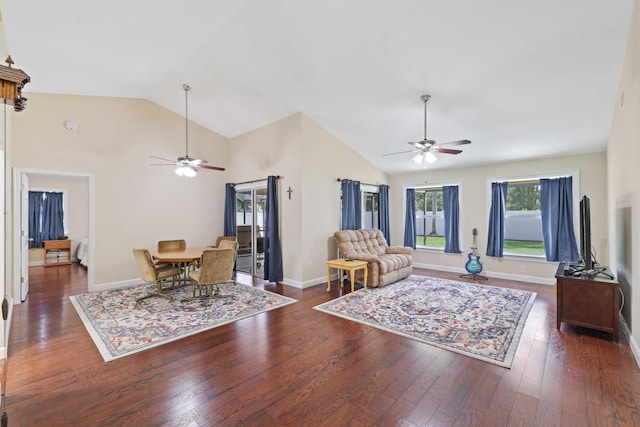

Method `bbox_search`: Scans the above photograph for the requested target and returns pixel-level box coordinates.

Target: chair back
[334,229,387,257]
[218,239,239,251]
[215,236,236,248]
[197,248,235,284]
[132,248,158,282]
[158,239,186,253]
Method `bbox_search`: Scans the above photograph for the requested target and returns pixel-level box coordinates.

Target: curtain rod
[336,178,385,188]
[232,175,282,186]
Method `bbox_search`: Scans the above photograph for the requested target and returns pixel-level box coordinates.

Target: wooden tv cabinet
[555,263,619,340]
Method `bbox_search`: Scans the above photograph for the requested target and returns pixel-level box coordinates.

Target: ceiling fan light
[424,151,437,164]
[175,166,185,176]
[184,166,197,178]
[412,152,424,164]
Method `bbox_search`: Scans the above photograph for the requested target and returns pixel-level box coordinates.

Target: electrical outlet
[520,265,526,273]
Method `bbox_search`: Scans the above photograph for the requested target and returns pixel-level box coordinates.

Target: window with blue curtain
[410,184,460,251]
[29,191,65,248]
[339,179,389,242]
[487,174,578,259]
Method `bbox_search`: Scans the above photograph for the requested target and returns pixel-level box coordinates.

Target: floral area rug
[314,275,536,368]
[70,282,297,362]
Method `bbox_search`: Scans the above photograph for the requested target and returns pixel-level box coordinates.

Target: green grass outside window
[416,236,545,255]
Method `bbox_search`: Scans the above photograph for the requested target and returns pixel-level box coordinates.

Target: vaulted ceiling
[2,1,634,175]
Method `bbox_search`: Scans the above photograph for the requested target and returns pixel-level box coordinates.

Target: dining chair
[157,239,187,252]
[192,237,238,270]
[132,248,182,302]
[217,239,238,251]
[214,236,236,248]
[184,248,236,302]
[157,239,187,269]
[217,240,239,271]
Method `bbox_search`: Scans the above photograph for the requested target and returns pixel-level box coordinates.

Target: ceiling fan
[150,84,225,177]
[383,94,471,164]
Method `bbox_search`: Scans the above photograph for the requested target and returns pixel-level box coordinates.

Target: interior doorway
[235,184,267,278]
[13,168,93,303]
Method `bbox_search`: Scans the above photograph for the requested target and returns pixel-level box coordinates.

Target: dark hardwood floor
[5,264,640,426]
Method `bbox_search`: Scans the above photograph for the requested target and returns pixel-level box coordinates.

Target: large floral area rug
[70,282,297,362]
[314,275,536,368]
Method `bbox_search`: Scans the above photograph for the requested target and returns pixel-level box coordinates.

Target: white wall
[12,93,230,288]
[608,0,640,362]
[301,115,388,286]
[228,114,304,284]
[391,152,608,284]
[228,113,388,287]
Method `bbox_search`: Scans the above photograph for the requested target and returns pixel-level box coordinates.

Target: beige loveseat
[333,228,413,288]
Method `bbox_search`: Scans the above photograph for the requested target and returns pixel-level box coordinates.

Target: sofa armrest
[385,246,413,255]
[345,252,380,263]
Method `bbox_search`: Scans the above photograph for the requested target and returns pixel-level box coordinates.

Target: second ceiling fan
[150,84,225,177]
[384,94,471,164]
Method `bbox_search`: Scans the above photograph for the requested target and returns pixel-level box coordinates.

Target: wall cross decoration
[287,187,293,200]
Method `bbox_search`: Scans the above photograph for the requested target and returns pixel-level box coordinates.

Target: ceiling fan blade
[150,155,175,163]
[437,139,471,146]
[382,149,419,157]
[433,147,463,155]
[408,140,430,148]
[196,164,226,171]
[189,158,208,165]
[150,163,175,166]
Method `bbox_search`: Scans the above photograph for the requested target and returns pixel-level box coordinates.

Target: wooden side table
[326,258,368,297]
[555,262,619,340]
[44,239,72,267]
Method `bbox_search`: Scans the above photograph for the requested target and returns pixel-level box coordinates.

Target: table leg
[363,265,368,293]
[350,268,355,297]
[339,268,344,289]
[182,262,191,285]
[326,264,331,292]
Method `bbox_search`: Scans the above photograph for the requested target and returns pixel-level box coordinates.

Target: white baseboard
[29,259,79,267]
[91,278,142,292]
[296,263,557,291]
[93,275,337,292]
[412,262,556,286]
[620,316,640,368]
[282,273,338,290]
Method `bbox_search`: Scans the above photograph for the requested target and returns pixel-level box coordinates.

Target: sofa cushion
[378,253,412,274]
[333,229,387,257]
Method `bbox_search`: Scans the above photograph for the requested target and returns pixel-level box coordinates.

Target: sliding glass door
[235,186,267,277]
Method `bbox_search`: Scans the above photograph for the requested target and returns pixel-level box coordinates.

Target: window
[494,174,578,257]
[362,191,380,229]
[504,180,544,256]
[28,190,67,248]
[414,187,445,249]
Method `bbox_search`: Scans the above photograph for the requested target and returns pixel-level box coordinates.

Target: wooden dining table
[152,246,210,284]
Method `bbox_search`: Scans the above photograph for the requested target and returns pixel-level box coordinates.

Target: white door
[20,173,29,301]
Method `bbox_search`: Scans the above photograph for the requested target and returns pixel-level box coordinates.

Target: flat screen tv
[579,195,593,270]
